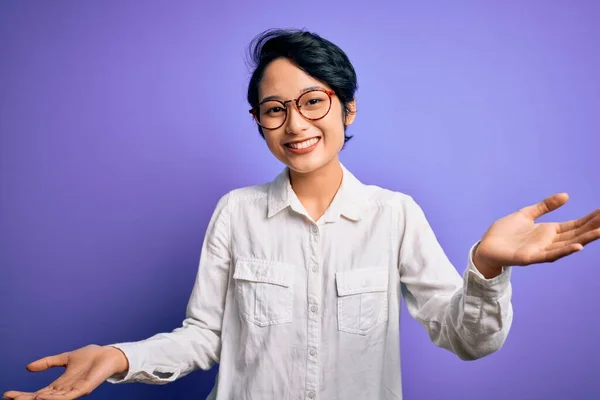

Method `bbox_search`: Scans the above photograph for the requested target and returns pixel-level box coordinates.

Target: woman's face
[256,57,355,174]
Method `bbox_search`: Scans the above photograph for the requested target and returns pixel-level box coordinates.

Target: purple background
[1,1,599,399]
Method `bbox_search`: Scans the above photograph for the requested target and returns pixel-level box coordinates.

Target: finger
[32,388,67,400]
[32,392,67,400]
[558,228,600,249]
[12,395,37,400]
[548,227,600,251]
[520,193,569,220]
[9,388,59,400]
[556,212,600,242]
[556,208,600,234]
[2,385,54,400]
[2,392,37,400]
[35,389,86,400]
[38,389,68,396]
[5,390,57,400]
[38,388,89,400]
[540,243,583,263]
[27,353,70,372]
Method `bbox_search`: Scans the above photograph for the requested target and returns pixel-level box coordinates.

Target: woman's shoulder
[213,181,271,209]
[227,182,270,200]
[361,183,418,211]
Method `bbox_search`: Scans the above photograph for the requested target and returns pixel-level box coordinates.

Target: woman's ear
[344,99,357,125]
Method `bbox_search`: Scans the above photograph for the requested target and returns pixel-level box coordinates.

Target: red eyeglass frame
[248,89,336,130]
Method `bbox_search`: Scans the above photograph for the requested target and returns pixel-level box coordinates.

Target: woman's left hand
[473,193,600,278]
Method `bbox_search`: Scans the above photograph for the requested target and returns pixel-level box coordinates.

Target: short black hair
[246,28,358,146]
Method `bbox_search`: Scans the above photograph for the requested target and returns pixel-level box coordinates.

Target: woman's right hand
[3,344,129,400]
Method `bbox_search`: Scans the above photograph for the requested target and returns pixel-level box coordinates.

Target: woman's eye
[267,107,283,114]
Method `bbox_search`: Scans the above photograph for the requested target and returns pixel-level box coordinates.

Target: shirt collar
[267,163,370,222]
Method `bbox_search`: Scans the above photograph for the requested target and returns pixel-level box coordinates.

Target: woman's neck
[289,157,343,221]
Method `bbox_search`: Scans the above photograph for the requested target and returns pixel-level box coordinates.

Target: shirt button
[309,348,317,356]
[310,305,318,313]
[312,265,318,272]
[311,226,319,234]
[308,391,316,399]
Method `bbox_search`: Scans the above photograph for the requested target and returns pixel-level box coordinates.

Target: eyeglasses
[249,89,335,130]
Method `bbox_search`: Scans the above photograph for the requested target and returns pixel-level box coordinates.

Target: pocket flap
[336,268,388,296]
[233,259,292,288]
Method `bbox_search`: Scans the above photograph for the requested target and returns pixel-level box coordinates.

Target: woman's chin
[286,155,339,175]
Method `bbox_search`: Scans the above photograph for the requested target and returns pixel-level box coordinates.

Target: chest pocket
[233,259,294,327]
[336,267,389,335]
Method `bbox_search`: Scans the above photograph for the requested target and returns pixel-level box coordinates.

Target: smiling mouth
[284,137,321,149]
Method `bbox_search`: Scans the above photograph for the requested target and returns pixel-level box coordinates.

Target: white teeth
[288,137,319,149]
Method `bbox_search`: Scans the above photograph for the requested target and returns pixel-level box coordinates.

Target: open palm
[476,193,600,269]
[3,345,128,400]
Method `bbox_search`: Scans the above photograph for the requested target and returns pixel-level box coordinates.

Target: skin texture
[257,57,356,221]
[3,345,128,400]
[258,57,355,175]
[4,57,600,400]
[474,193,600,278]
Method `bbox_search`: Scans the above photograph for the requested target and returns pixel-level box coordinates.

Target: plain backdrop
[1,1,599,399]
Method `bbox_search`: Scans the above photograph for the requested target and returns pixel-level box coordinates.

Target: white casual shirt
[108,164,513,400]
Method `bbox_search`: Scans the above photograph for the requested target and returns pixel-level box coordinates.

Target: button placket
[305,223,321,398]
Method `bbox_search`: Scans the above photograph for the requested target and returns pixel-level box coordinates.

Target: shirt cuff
[105,342,144,383]
[465,241,512,297]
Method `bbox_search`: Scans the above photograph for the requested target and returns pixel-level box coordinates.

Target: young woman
[4,29,600,400]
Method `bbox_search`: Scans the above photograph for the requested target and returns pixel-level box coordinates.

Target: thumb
[520,192,569,220]
[26,352,69,372]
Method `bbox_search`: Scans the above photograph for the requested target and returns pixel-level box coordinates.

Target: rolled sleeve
[399,197,514,361]
[105,193,232,385]
[466,241,512,297]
